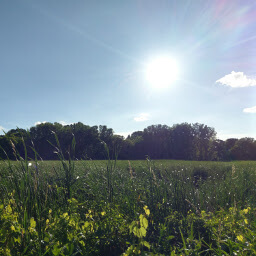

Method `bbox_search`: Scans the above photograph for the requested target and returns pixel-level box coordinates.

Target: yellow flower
[63,212,69,219]
[6,205,12,214]
[101,211,106,216]
[243,207,251,214]
[46,219,50,225]
[201,210,206,217]
[244,219,248,225]
[5,249,11,255]
[237,235,244,242]
[143,205,150,216]
[86,210,93,218]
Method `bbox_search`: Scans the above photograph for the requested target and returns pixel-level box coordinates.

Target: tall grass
[48,132,76,202]
[1,137,256,255]
[0,136,49,254]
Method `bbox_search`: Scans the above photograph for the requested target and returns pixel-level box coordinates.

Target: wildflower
[101,211,106,216]
[143,205,150,216]
[244,219,248,225]
[237,235,244,242]
[243,207,250,214]
[86,210,93,218]
[63,212,69,218]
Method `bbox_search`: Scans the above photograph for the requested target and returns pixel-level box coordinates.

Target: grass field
[0,157,256,255]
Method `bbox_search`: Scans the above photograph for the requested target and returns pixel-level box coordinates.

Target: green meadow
[1,155,256,255]
[2,0,256,255]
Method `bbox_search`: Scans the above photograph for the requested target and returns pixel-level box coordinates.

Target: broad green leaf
[139,214,148,229]
[141,240,151,249]
[44,236,49,243]
[133,226,140,237]
[52,245,60,256]
[30,217,36,229]
[139,227,147,237]
[14,236,21,244]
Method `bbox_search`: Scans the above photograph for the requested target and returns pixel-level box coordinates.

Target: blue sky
[1,0,256,139]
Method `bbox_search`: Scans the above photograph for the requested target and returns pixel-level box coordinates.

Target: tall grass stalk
[1,135,47,254]
[102,142,117,203]
[48,132,76,202]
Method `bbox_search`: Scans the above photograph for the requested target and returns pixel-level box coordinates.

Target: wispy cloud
[35,121,47,126]
[32,3,136,63]
[134,113,150,122]
[230,34,256,48]
[216,71,256,88]
[243,106,256,113]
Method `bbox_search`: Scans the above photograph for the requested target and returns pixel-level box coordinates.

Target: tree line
[0,122,256,161]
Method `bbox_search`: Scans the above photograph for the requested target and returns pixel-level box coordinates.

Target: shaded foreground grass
[0,158,256,255]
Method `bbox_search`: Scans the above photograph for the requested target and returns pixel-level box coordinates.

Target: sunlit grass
[1,150,256,255]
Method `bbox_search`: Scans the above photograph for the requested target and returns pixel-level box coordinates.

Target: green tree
[193,123,216,160]
[230,137,256,160]
[170,123,195,160]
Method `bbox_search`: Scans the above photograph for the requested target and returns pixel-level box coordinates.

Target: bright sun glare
[145,56,179,88]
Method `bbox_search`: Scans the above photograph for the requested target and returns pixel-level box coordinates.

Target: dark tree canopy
[0,122,255,161]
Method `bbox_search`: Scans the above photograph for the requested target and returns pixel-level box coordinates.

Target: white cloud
[134,113,150,122]
[59,121,70,126]
[35,121,47,126]
[114,132,132,138]
[216,71,256,88]
[243,106,256,113]
[218,133,255,140]
[34,121,72,126]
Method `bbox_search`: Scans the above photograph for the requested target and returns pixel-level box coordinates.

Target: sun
[145,56,179,88]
